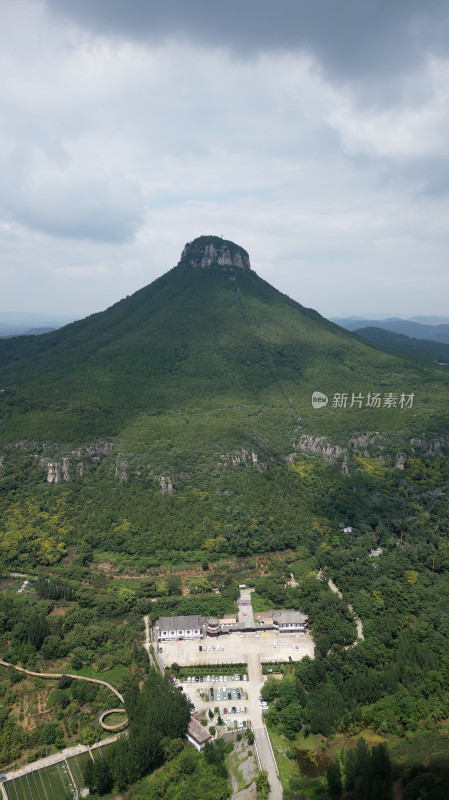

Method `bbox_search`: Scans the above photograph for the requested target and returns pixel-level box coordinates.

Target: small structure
[269,610,308,633]
[186,717,212,752]
[156,615,203,641]
[205,617,221,637]
[220,616,237,626]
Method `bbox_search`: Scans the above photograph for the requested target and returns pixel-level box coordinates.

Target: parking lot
[158,628,314,668]
[180,673,249,718]
[160,625,313,800]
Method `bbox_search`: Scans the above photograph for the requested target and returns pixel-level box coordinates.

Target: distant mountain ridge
[354,326,449,365]
[333,317,449,345]
[0,311,76,338]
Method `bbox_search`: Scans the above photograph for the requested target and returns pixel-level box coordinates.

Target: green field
[66,752,91,793]
[4,761,75,800]
[3,750,109,800]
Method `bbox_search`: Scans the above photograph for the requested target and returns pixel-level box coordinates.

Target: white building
[157,615,203,641]
[269,610,308,633]
[186,717,211,751]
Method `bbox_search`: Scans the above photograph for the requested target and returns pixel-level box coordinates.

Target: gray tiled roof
[158,615,203,631]
[269,610,308,624]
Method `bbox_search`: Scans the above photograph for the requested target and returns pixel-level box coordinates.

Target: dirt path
[0,659,127,733]
[319,571,364,643]
[143,614,159,672]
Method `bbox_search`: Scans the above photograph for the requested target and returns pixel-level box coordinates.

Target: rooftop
[269,610,309,624]
[187,717,211,745]
[158,615,203,631]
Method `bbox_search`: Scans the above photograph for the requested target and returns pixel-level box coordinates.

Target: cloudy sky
[2,0,449,320]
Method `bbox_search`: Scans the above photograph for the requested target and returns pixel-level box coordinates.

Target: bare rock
[179,235,251,271]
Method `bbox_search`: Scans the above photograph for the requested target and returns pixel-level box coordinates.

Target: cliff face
[178,235,251,271]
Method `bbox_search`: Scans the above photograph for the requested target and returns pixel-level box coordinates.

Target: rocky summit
[178,234,251,271]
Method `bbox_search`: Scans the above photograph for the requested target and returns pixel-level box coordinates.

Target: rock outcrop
[178,235,251,271]
[39,442,112,484]
[218,449,263,470]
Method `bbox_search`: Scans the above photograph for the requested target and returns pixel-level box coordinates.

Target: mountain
[354,326,449,365]
[1,236,446,451]
[333,316,449,345]
[1,235,449,568]
[408,315,449,325]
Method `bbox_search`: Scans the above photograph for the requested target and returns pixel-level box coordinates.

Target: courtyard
[157,627,314,668]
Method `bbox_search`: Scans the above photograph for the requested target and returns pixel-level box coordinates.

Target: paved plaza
[158,627,314,669]
[155,593,314,800]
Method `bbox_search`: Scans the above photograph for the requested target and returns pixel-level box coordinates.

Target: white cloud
[53,263,109,278]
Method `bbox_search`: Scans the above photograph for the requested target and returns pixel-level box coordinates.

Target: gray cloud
[1,1,449,318]
[45,0,449,93]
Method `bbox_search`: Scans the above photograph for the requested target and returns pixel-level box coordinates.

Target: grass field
[66,752,91,793]
[60,663,128,685]
[91,742,115,762]
[4,761,75,800]
[3,748,114,800]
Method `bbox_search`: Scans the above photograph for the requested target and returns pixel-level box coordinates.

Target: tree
[326,760,342,798]
[166,574,182,596]
[26,612,49,650]
[256,770,270,800]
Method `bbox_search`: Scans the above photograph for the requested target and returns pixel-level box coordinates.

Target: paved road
[245,651,283,800]
[238,589,255,626]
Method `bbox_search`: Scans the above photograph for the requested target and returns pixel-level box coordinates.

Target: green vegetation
[128,737,233,800]
[82,668,190,793]
[1,241,449,796]
[4,761,74,800]
[169,664,247,679]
